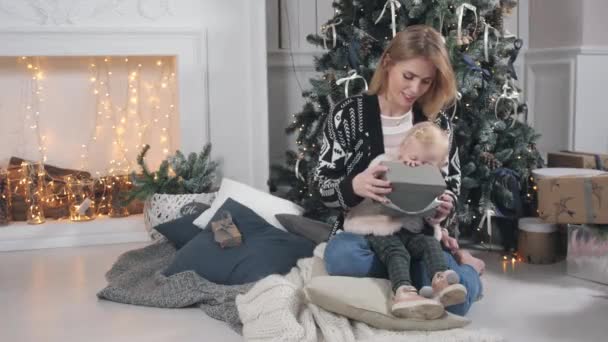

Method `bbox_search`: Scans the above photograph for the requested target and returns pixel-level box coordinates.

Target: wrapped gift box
[536,168,608,224]
[211,210,242,248]
[547,151,608,170]
[567,224,608,285]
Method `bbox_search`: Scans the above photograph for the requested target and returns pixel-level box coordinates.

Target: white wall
[266,0,332,165]
[529,0,582,49]
[525,0,608,155]
[582,0,608,46]
[0,0,269,189]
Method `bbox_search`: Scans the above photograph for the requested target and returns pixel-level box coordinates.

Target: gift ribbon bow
[336,70,369,98]
[321,18,342,49]
[456,3,478,44]
[375,0,402,38]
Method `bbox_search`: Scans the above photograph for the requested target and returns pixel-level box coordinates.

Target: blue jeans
[324,232,482,316]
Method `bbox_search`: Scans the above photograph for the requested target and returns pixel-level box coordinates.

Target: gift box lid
[380,161,446,215]
[532,168,606,180]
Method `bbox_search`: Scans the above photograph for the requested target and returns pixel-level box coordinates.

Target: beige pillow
[305,258,470,331]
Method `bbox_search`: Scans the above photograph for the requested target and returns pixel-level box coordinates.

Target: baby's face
[398,139,445,167]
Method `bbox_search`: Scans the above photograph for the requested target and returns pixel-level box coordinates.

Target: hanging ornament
[336,70,369,98]
[483,18,501,62]
[495,78,520,128]
[507,38,523,80]
[294,155,305,182]
[375,0,402,38]
[450,91,463,121]
[481,152,501,170]
[455,3,478,46]
[321,18,343,50]
[437,13,447,44]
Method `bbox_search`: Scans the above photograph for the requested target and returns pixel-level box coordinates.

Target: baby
[343,122,466,320]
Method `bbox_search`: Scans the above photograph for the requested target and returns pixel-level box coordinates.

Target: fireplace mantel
[0,0,269,251]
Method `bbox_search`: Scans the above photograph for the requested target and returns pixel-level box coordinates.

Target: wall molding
[267,49,318,71]
[524,44,608,154]
[0,26,209,156]
[525,58,576,151]
[526,45,608,60]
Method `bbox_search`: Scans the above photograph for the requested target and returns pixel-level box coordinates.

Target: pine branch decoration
[127,143,219,202]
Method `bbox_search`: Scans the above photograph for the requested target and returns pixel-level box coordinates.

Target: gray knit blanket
[96,241,253,333]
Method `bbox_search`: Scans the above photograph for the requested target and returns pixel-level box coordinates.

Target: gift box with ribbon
[547,151,608,170]
[537,169,608,224]
[210,210,242,248]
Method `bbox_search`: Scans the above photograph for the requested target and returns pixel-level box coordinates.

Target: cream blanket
[236,245,503,342]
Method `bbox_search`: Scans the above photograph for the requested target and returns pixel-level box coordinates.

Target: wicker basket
[144,192,217,240]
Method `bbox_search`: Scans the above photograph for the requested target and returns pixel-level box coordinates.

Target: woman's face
[384,56,436,111]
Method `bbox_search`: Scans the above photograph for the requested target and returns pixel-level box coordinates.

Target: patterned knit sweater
[314,94,461,236]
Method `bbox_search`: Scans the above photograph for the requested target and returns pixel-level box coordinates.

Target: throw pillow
[145,192,217,240]
[275,214,332,244]
[165,198,315,285]
[304,274,470,331]
[180,201,210,217]
[153,214,202,249]
[193,178,303,231]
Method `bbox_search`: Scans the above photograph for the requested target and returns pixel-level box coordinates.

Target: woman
[316,25,483,316]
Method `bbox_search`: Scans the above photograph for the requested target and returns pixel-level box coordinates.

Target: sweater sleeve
[315,102,364,211]
[438,113,462,236]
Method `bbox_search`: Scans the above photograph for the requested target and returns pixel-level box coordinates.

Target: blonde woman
[316,25,484,317]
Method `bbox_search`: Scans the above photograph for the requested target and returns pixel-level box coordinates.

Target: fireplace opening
[0,55,179,231]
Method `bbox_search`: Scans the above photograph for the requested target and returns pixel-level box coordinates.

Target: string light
[11,56,177,221]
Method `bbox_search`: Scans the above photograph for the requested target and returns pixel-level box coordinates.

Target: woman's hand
[433,191,454,223]
[352,165,392,203]
[441,228,459,252]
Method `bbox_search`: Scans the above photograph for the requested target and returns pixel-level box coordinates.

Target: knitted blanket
[236,245,504,342]
[97,241,253,333]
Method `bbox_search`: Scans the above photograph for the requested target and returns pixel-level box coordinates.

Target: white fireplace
[0,0,269,251]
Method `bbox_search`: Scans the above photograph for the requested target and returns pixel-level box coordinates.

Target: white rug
[236,245,504,342]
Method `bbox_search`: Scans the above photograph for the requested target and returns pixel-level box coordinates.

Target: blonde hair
[401,122,450,161]
[368,25,457,120]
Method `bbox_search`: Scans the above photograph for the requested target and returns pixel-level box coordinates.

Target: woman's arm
[437,113,462,236]
[315,104,364,210]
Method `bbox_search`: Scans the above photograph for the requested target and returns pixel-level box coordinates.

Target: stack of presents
[530,151,608,285]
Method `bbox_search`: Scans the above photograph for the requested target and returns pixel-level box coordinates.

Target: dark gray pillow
[180,201,210,217]
[154,214,201,249]
[275,214,332,244]
[164,198,315,285]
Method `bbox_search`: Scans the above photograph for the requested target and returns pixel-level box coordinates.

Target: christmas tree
[269,0,542,238]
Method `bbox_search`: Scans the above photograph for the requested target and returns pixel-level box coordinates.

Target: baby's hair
[401,122,449,158]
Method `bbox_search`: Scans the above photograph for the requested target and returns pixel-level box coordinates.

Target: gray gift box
[379,161,446,217]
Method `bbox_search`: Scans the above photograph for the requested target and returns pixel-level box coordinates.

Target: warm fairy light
[156,60,163,66]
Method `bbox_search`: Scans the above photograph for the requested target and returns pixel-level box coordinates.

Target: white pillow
[193,178,303,231]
